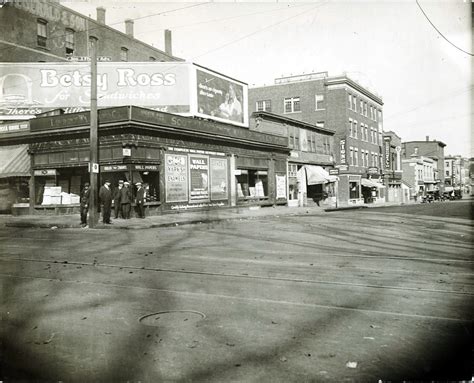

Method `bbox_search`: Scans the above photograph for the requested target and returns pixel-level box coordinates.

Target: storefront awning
[361,178,385,189]
[304,165,338,185]
[0,145,30,178]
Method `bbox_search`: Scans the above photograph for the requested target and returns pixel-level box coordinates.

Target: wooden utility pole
[89,37,99,228]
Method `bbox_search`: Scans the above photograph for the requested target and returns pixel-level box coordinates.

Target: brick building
[249,111,336,207]
[383,131,409,203]
[401,137,446,192]
[249,72,385,206]
[0,0,179,63]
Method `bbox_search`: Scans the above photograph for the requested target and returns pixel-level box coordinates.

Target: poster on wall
[194,66,248,128]
[276,175,287,199]
[189,155,209,201]
[165,154,188,202]
[210,158,228,200]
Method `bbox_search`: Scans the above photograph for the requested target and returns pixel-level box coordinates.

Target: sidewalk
[1,205,328,230]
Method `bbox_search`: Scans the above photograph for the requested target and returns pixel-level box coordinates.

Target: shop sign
[336,165,348,171]
[165,154,188,202]
[189,155,209,201]
[101,164,127,172]
[123,148,131,157]
[133,164,158,171]
[276,175,287,199]
[329,169,339,175]
[34,169,56,176]
[210,158,228,200]
[0,121,29,134]
[290,151,299,158]
[384,136,391,170]
[339,139,346,164]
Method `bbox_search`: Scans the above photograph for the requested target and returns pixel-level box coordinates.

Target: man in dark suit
[114,180,123,219]
[80,182,90,227]
[135,182,145,218]
[98,180,113,224]
[120,181,132,219]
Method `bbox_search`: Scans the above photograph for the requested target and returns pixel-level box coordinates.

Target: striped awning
[0,145,30,178]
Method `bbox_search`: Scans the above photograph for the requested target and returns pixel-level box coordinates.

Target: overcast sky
[62,0,472,157]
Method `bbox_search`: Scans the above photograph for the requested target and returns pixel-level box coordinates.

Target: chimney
[125,19,134,38]
[426,135,429,141]
[96,7,106,24]
[165,29,172,56]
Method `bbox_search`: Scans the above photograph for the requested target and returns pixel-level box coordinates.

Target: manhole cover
[139,310,206,327]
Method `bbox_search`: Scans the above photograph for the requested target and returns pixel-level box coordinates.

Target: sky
[62,0,472,157]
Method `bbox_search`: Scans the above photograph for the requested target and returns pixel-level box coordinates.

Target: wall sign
[34,169,56,176]
[384,136,391,170]
[165,154,188,203]
[101,164,128,172]
[276,175,287,199]
[210,158,228,200]
[340,139,346,164]
[189,155,209,201]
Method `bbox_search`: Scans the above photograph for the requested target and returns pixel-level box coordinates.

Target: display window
[236,169,268,199]
[350,181,360,199]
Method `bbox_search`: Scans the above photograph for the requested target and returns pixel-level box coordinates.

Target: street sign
[91,163,99,173]
[329,169,339,175]
[67,56,111,62]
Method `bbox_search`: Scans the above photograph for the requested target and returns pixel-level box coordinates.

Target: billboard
[194,66,248,127]
[0,62,248,127]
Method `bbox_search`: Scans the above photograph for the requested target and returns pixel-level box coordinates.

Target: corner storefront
[0,106,289,216]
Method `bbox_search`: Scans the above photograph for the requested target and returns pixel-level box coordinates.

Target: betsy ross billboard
[0,62,248,127]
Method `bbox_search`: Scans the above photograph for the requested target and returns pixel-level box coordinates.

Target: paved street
[1,201,473,382]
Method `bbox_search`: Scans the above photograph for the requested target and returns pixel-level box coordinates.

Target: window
[149,56,156,61]
[256,100,272,112]
[374,109,377,122]
[315,94,325,110]
[288,126,300,149]
[360,124,364,141]
[353,96,357,112]
[370,106,373,120]
[37,19,47,47]
[349,147,354,166]
[349,119,353,137]
[365,151,369,168]
[317,121,325,128]
[284,97,300,113]
[350,181,360,199]
[360,100,363,114]
[236,169,268,199]
[370,127,374,143]
[353,120,358,138]
[65,28,74,54]
[348,94,352,110]
[354,148,359,166]
[120,47,128,61]
[365,126,369,142]
[288,164,298,178]
[364,102,368,117]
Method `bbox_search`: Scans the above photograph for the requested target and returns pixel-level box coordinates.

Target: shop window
[236,169,268,199]
[37,19,47,48]
[65,28,75,54]
[350,181,360,199]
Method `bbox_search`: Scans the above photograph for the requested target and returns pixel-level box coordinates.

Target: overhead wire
[415,0,473,56]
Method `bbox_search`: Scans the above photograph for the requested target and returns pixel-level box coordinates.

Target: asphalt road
[1,202,473,382]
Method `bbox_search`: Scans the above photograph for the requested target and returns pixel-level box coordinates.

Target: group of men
[79,179,146,227]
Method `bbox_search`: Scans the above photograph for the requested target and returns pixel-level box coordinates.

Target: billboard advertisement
[194,66,248,128]
[165,154,188,203]
[0,62,192,118]
[210,158,228,200]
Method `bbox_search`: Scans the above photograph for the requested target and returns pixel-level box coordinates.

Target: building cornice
[325,76,383,105]
[251,111,335,135]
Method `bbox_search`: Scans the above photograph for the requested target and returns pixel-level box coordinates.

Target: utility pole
[89,36,99,228]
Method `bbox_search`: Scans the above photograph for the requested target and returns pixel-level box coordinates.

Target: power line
[415,0,473,57]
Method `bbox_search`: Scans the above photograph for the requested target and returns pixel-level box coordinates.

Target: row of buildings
[0,1,471,214]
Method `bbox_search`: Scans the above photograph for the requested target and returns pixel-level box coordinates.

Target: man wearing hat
[79,182,90,227]
[120,181,132,219]
[114,180,124,219]
[99,179,113,224]
[135,182,146,218]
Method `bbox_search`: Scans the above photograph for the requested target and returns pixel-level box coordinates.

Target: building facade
[402,137,446,192]
[401,156,436,201]
[0,1,179,63]
[382,131,409,203]
[0,106,289,215]
[249,72,385,206]
[250,111,336,207]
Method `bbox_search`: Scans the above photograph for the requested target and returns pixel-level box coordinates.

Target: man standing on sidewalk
[120,181,132,219]
[99,180,113,224]
[80,182,90,228]
[135,182,145,218]
[114,180,124,219]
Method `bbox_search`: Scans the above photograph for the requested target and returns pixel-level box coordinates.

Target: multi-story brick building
[249,72,385,206]
[402,137,446,192]
[401,155,436,201]
[0,0,179,63]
